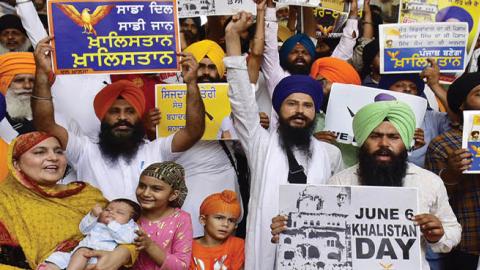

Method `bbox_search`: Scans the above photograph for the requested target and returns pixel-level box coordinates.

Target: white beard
[5,87,32,120]
[0,38,32,54]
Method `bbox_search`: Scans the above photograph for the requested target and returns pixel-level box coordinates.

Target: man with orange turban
[31,37,205,201]
[0,52,36,134]
[309,57,361,167]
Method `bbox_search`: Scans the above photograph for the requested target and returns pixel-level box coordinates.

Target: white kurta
[328,163,462,270]
[176,141,242,237]
[225,56,335,270]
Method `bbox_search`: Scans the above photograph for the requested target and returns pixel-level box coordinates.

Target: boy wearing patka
[190,190,244,270]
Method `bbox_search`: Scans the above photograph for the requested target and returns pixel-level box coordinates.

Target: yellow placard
[399,0,480,58]
[155,83,231,140]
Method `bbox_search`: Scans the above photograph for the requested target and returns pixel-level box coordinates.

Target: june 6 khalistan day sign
[277,185,420,270]
[47,0,180,74]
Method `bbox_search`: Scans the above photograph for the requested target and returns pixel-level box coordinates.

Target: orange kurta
[190,236,244,270]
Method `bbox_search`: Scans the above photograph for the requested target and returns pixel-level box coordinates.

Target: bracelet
[362,21,373,25]
[15,0,32,5]
[31,95,53,101]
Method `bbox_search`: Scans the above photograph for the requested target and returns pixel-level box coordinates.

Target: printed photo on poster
[277,184,420,270]
[462,111,480,173]
[48,0,181,75]
[178,0,256,17]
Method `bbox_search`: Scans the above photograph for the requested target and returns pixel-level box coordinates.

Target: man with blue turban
[271,101,461,270]
[224,13,343,269]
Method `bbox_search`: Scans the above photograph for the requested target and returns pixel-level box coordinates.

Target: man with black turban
[425,72,480,270]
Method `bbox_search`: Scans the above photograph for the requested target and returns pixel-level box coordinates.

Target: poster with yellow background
[155,83,231,140]
[399,0,480,59]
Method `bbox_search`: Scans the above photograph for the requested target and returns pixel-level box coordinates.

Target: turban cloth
[184,40,225,78]
[279,34,316,70]
[0,14,27,35]
[378,73,425,97]
[0,92,5,122]
[436,6,474,32]
[447,72,480,114]
[13,132,53,159]
[141,161,188,208]
[353,101,416,149]
[0,52,36,95]
[309,57,361,85]
[93,80,146,120]
[272,75,323,113]
[200,190,241,219]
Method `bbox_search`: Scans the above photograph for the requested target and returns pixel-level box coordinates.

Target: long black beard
[285,58,312,75]
[357,146,408,187]
[278,115,316,158]
[98,120,146,164]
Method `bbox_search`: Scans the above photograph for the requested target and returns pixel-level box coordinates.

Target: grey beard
[6,88,32,120]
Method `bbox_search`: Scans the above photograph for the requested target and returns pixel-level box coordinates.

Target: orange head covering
[13,132,53,160]
[93,80,146,120]
[0,52,36,95]
[200,190,241,219]
[309,57,361,85]
[183,40,225,78]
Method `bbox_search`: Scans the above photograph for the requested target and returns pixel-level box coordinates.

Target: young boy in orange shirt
[190,190,245,270]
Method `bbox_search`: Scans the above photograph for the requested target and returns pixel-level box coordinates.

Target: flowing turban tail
[141,161,188,208]
[184,40,225,78]
[378,73,425,96]
[200,190,241,219]
[279,34,316,70]
[272,75,323,113]
[13,132,53,159]
[447,72,480,114]
[93,80,146,120]
[0,52,36,95]
[353,101,416,149]
[309,57,361,85]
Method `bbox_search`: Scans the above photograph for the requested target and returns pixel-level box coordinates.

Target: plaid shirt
[425,128,480,254]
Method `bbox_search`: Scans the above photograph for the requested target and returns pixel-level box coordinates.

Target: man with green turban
[329,100,461,270]
[271,101,461,270]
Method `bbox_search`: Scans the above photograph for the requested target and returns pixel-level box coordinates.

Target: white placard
[277,184,421,270]
[324,83,427,144]
[462,111,480,174]
[178,0,256,17]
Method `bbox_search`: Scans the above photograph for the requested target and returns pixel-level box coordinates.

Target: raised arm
[247,0,267,84]
[32,37,68,148]
[171,52,205,152]
[331,0,359,60]
[16,0,48,47]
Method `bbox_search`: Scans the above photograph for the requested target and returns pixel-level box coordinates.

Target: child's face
[201,213,238,242]
[136,175,178,211]
[98,201,134,224]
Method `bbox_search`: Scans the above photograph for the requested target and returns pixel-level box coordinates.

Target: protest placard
[277,184,420,270]
[379,22,468,74]
[155,83,232,140]
[324,83,427,144]
[178,0,256,17]
[399,0,480,63]
[48,0,180,75]
[462,111,480,174]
